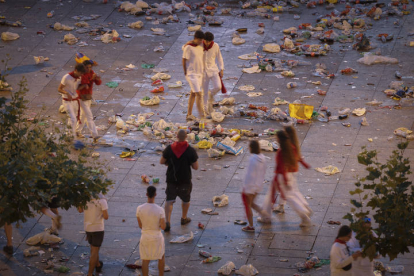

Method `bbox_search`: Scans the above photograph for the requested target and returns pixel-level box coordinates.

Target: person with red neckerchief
[160,130,199,232]
[58,63,87,140]
[330,225,362,276]
[201,32,226,116]
[182,30,205,121]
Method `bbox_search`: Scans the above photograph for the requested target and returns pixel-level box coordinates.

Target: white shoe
[257,217,271,224]
[273,204,285,213]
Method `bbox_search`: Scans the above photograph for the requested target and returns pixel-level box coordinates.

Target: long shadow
[6,63,53,75]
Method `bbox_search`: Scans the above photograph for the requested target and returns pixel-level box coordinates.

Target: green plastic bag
[141,63,155,69]
[105,81,119,88]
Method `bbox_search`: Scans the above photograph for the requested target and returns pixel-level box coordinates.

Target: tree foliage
[0,78,113,227]
[344,143,414,261]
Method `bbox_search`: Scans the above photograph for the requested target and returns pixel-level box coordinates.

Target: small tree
[0,78,113,227]
[344,142,414,261]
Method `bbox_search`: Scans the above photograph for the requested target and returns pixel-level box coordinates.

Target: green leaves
[345,143,414,261]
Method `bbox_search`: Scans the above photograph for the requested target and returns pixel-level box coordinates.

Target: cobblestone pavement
[1,0,414,275]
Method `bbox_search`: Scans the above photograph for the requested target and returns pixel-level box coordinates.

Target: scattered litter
[357,53,398,65]
[23,246,41,257]
[212,194,229,207]
[242,66,261,74]
[387,265,404,274]
[151,72,171,81]
[128,21,144,29]
[246,92,262,97]
[235,264,259,276]
[211,112,225,122]
[188,25,201,32]
[366,99,382,106]
[34,56,49,64]
[207,148,225,158]
[360,117,369,126]
[64,33,78,45]
[167,81,183,88]
[352,108,366,117]
[105,81,119,88]
[289,104,313,120]
[238,85,255,91]
[26,232,62,246]
[327,220,341,225]
[54,22,74,31]
[218,261,235,275]
[170,232,194,243]
[234,220,247,225]
[263,43,280,53]
[203,256,221,263]
[219,97,235,105]
[140,96,160,106]
[315,165,340,176]
[394,128,414,139]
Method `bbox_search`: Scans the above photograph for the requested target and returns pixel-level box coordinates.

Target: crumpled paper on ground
[220,137,236,147]
[212,194,229,207]
[207,148,225,158]
[152,119,172,130]
[1,32,20,41]
[218,261,236,275]
[219,97,235,105]
[315,165,340,176]
[211,112,225,122]
[220,106,234,115]
[167,81,182,88]
[259,140,274,152]
[116,117,128,130]
[284,38,294,49]
[140,96,160,106]
[242,66,261,74]
[64,33,78,45]
[101,30,120,43]
[151,72,171,81]
[188,25,201,31]
[54,22,74,31]
[170,232,194,243]
[26,232,62,246]
[232,37,246,45]
[128,21,144,29]
[247,92,263,97]
[263,43,280,53]
[235,264,259,276]
[352,108,366,116]
[394,128,414,139]
[357,54,398,66]
[23,246,40,257]
[34,56,48,64]
[366,99,382,106]
[238,85,255,91]
[273,97,289,105]
[151,28,165,35]
[238,52,258,60]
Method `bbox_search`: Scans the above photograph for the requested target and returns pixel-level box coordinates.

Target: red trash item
[198,222,205,229]
[258,23,264,27]
[151,86,164,93]
[126,264,141,269]
[152,80,162,86]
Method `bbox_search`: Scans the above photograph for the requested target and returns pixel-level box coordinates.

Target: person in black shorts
[160,129,199,232]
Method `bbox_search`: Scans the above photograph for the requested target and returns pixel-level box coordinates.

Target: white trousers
[76,99,98,138]
[62,99,78,138]
[202,72,221,104]
[277,173,310,219]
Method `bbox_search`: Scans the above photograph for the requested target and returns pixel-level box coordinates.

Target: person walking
[78,194,108,276]
[182,30,205,121]
[75,60,101,143]
[160,129,199,232]
[273,126,311,215]
[330,225,362,276]
[58,64,87,140]
[201,32,225,115]
[271,130,312,227]
[240,141,267,232]
[136,186,166,276]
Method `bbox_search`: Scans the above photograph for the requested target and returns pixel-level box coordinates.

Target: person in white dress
[240,141,267,232]
[330,225,362,276]
[347,217,378,276]
[136,186,167,276]
[201,32,225,115]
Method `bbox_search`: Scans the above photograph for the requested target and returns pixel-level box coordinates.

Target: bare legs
[181,202,190,219]
[243,193,262,227]
[88,245,100,276]
[187,92,205,119]
[164,201,174,224]
[5,223,12,247]
[142,255,165,276]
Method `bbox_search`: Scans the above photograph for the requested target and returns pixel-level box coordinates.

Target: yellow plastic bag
[197,140,213,149]
[120,151,135,158]
[289,104,314,120]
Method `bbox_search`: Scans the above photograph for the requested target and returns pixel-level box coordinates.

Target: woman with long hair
[268,130,312,226]
[330,225,362,275]
[273,126,312,215]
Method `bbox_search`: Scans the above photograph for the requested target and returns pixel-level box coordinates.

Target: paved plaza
[1,0,414,275]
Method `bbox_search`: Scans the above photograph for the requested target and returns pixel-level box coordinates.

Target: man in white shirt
[182,30,205,121]
[78,194,108,276]
[58,64,87,140]
[137,186,166,276]
[202,32,225,115]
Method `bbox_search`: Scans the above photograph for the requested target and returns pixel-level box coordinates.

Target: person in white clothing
[183,30,205,121]
[240,141,267,232]
[347,217,378,276]
[330,225,362,276]
[78,194,108,276]
[58,64,87,140]
[202,32,225,115]
[137,186,167,276]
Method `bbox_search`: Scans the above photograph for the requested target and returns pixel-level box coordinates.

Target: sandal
[242,226,255,232]
[181,217,191,225]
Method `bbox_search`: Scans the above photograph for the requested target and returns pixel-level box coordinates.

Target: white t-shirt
[204,43,224,77]
[136,203,165,232]
[182,45,204,76]
[243,154,267,194]
[84,195,108,232]
[61,73,81,98]
[330,242,353,276]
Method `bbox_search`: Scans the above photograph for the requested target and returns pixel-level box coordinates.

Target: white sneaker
[257,217,271,224]
[273,204,285,213]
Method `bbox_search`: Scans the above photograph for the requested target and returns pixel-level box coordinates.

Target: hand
[66,93,73,100]
[352,251,362,260]
[184,70,187,76]
[219,70,223,78]
[92,74,96,80]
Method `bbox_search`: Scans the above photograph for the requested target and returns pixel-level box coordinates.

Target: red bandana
[334,239,347,245]
[171,141,189,158]
[203,41,214,51]
[186,42,198,47]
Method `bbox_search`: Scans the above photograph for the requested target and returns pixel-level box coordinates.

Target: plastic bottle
[286,82,297,89]
[231,134,241,142]
[47,10,54,18]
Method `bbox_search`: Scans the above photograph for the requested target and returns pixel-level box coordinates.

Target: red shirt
[77,70,102,95]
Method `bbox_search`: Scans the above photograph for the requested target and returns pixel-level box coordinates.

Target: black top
[162,145,198,184]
